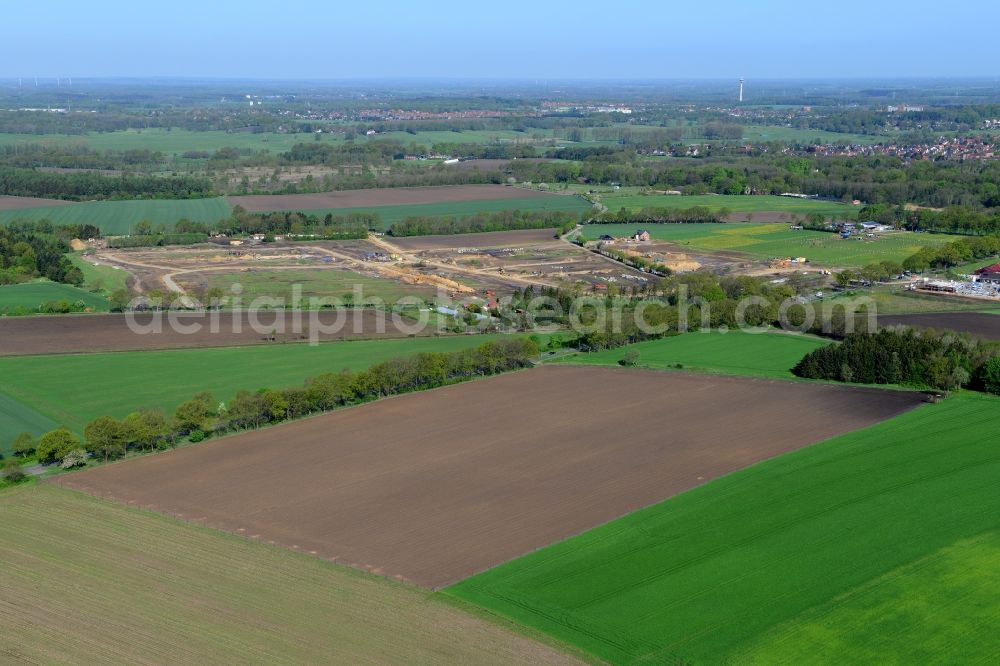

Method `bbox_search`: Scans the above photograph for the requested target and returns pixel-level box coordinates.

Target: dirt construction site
[79,228,656,309]
[55,365,925,589]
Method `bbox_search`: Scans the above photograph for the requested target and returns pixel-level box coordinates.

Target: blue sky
[2,0,996,79]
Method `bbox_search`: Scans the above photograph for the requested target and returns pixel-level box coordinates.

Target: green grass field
[0,197,232,234]
[0,391,58,453]
[69,253,130,294]
[582,222,950,267]
[446,391,1000,665]
[260,195,593,230]
[204,268,436,304]
[0,334,522,444]
[552,330,826,379]
[0,281,108,312]
[0,484,577,665]
[738,125,882,145]
[598,193,854,218]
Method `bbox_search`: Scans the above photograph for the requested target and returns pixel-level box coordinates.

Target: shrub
[60,449,89,469]
[619,349,641,367]
[188,430,205,443]
[3,460,26,483]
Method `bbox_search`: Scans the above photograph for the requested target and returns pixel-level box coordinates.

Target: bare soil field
[387,228,561,250]
[0,310,434,356]
[0,195,78,211]
[55,366,924,589]
[228,184,561,212]
[879,312,1000,340]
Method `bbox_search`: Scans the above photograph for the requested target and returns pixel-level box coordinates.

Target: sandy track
[55,366,924,589]
[228,184,561,212]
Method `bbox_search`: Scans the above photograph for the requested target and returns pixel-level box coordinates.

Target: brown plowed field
[387,228,560,250]
[55,366,924,589]
[879,311,1000,340]
[0,310,434,356]
[228,184,561,212]
[0,195,78,211]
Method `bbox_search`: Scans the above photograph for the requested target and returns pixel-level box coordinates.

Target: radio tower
[739,78,744,103]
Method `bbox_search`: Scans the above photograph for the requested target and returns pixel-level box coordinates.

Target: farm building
[632,230,651,242]
[974,263,1000,285]
[599,234,616,243]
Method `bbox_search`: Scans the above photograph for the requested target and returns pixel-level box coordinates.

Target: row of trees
[596,205,725,224]
[0,166,214,200]
[902,235,1000,272]
[388,209,581,237]
[859,204,1000,235]
[24,338,540,467]
[792,328,998,391]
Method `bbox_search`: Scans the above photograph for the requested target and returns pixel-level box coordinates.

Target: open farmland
[0,197,232,234]
[597,193,854,221]
[0,309,439,356]
[447,392,1000,665]
[0,333,517,437]
[0,485,580,665]
[56,366,922,589]
[229,185,564,211]
[879,311,1000,340]
[581,222,949,267]
[554,330,827,379]
[0,128,321,156]
[0,195,77,210]
[0,281,109,312]
[0,392,57,454]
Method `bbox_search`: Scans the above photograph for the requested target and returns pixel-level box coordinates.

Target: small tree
[84,416,126,463]
[2,459,26,484]
[36,429,81,465]
[982,356,1000,394]
[11,433,36,458]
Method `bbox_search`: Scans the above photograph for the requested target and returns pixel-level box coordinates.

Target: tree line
[388,209,581,237]
[0,223,83,286]
[13,338,540,469]
[596,205,725,224]
[792,328,998,392]
[902,235,1000,272]
[0,166,214,200]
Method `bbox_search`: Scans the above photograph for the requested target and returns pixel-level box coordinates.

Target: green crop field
[0,281,108,312]
[0,391,58,453]
[447,391,1000,665]
[0,334,524,440]
[598,193,855,218]
[581,222,950,267]
[265,195,594,230]
[204,268,436,304]
[0,197,232,234]
[552,330,827,379]
[0,485,577,665]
